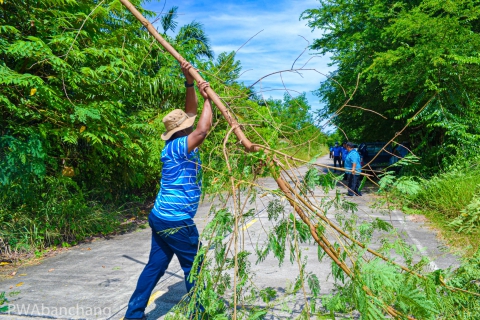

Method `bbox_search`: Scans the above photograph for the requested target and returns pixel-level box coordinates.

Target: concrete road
[0,155,458,319]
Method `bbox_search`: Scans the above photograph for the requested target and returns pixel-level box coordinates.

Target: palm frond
[176,21,214,59]
[161,6,178,34]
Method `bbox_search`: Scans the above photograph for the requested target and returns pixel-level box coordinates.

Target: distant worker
[341,141,349,180]
[344,142,362,196]
[332,142,342,172]
[329,145,334,159]
[124,60,212,320]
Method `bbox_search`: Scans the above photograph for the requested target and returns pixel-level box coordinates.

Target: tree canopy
[302,0,480,172]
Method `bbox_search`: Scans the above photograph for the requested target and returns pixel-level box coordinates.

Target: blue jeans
[125,213,201,319]
[347,174,361,196]
[333,156,341,170]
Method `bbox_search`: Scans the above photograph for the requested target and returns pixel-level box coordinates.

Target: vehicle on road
[359,142,393,171]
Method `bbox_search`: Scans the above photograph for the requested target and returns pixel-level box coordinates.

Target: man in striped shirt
[125,60,212,320]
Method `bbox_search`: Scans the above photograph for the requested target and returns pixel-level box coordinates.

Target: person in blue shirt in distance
[344,142,362,196]
[332,142,343,172]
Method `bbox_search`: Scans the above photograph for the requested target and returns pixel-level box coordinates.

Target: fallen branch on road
[119,1,480,318]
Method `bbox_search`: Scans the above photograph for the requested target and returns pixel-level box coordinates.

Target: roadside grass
[278,140,329,164]
[392,166,480,257]
[0,176,150,261]
[403,207,480,257]
[409,170,478,219]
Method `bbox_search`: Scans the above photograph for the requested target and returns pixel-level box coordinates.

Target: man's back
[333,145,342,156]
[152,136,202,221]
[345,149,361,174]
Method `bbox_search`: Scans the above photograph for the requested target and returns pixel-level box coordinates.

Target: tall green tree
[253,93,325,158]
[0,0,213,249]
[1,0,179,194]
[302,0,480,171]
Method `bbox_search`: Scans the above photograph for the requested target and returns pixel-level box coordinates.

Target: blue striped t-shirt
[151,136,202,221]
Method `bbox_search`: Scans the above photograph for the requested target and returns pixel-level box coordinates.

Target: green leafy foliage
[384,161,480,254]
[449,193,480,234]
[0,176,120,250]
[0,292,7,313]
[0,0,194,251]
[400,166,480,219]
[176,174,480,320]
[442,250,480,319]
[302,0,480,173]
[254,93,327,161]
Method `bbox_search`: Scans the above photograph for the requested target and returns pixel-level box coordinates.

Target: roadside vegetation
[381,161,480,256]
[2,0,480,319]
[300,0,480,317]
[0,0,325,257]
[303,0,480,255]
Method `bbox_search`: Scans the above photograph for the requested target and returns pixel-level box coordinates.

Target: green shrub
[408,168,480,219]
[0,177,119,252]
[449,194,480,234]
[443,249,480,319]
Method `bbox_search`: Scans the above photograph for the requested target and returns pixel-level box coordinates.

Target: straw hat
[161,109,196,140]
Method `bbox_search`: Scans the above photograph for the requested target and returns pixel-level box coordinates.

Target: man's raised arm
[187,82,212,153]
[181,60,198,116]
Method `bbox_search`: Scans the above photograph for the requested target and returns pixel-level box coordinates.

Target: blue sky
[143,0,334,115]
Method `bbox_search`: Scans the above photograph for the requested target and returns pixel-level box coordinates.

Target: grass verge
[0,176,150,261]
[278,141,329,165]
[390,165,480,257]
[403,207,480,257]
